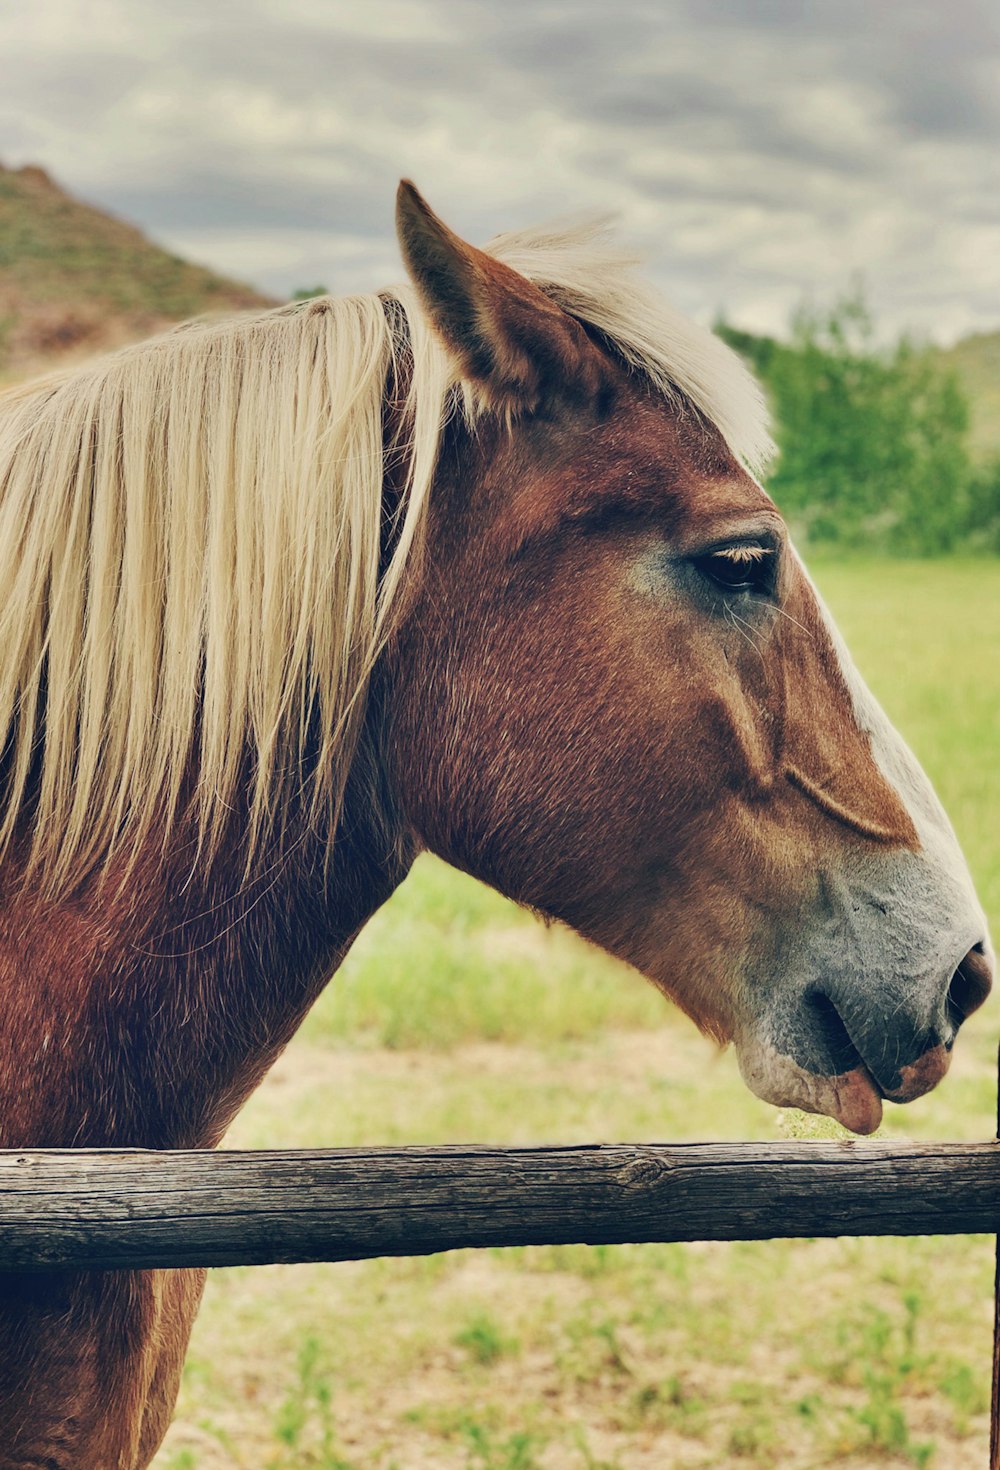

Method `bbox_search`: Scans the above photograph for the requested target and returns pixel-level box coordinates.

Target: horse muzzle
[735,938,993,1135]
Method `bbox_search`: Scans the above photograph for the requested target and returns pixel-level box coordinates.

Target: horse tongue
[828,1067,883,1135]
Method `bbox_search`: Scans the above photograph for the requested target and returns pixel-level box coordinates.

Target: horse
[0,180,991,1466]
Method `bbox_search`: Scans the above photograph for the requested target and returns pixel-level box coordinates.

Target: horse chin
[735,1036,884,1136]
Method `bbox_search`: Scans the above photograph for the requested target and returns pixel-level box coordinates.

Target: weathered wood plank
[0,1141,997,1272]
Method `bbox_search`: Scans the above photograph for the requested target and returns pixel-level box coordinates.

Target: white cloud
[0,0,997,343]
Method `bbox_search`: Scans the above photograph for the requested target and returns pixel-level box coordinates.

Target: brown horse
[0,182,991,1466]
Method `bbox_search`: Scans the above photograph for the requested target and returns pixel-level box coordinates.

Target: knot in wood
[619,1151,670,1192]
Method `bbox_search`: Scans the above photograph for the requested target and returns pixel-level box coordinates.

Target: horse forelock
[485,219,775,478]
[0,218,772,891]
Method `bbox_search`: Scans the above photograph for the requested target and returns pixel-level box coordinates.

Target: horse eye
[692,546,776,595]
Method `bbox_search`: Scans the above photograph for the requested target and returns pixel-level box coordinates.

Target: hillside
[940,330,1000,461]
[0,162,274,380]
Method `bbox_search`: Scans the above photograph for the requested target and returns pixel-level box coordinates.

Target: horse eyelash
[710,544,773,564]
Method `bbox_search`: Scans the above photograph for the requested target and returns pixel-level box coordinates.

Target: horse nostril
[947,942,993,1027]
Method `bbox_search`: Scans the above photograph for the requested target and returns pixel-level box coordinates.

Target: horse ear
[395,180,604,411]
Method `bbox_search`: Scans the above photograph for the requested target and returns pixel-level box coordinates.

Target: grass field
[154,559,1000,1470]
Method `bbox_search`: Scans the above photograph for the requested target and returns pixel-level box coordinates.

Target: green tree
[718,293,973,555]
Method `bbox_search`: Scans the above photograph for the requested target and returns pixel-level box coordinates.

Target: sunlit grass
[299,883,664,1054]
[813,557,1000,918]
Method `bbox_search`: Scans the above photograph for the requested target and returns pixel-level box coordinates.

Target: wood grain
[0,1141,998,1272]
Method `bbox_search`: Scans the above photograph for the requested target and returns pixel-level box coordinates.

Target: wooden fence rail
[4,1134,1000,1463]
[2,1139,999,1273]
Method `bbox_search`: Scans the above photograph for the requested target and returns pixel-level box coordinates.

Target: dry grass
[0,162,271,381]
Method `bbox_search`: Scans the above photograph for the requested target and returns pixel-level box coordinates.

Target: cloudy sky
[2,0,998,343]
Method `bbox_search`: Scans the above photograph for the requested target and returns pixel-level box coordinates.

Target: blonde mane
[0,220,772,890]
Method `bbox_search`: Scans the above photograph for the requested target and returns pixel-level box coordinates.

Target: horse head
[385,183,992,1134]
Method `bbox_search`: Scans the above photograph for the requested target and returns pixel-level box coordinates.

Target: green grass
[299,861,664,1054]
[814,557,1000,918]
[155,559,1000,1470]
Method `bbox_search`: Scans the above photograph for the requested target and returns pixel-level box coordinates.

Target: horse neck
[0,730,414,1152]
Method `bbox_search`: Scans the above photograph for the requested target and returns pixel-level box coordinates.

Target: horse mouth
[799,995,888,1133]
[736,988,955,1136]
[806,990,954,1109]
[795,1059,886,1135]
[815,1064,885,1135]
[736,1024,885,1136]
